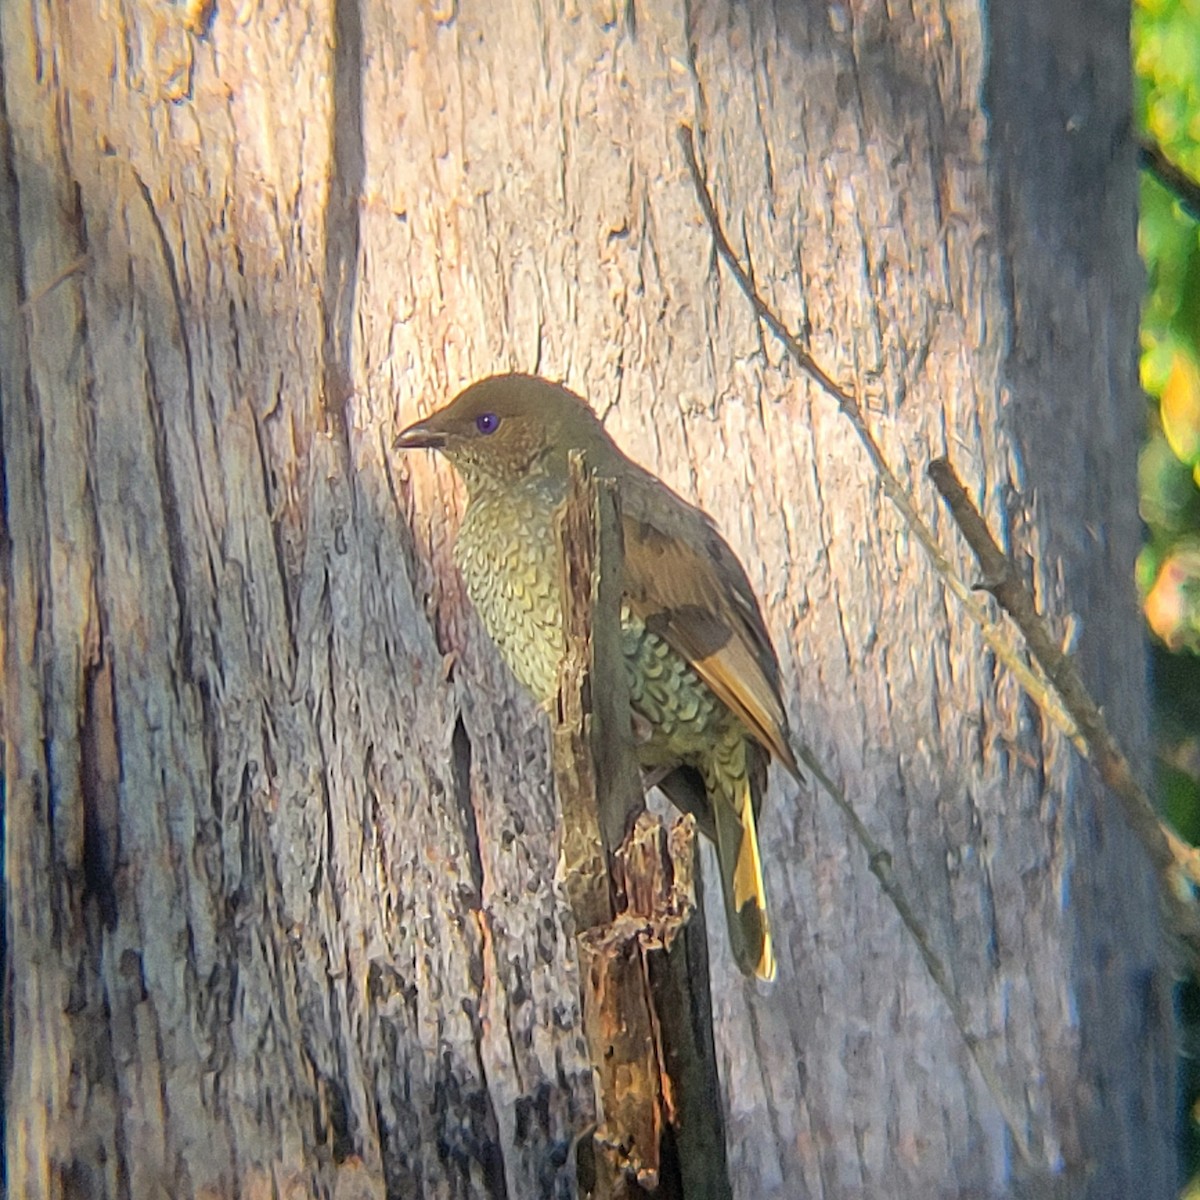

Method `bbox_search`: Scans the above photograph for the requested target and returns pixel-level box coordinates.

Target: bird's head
[394,374,613,490]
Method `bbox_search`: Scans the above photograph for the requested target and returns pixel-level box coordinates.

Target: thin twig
[1166,827,1200,892]
[677,122,1200,1163]
[680,123,1200,910]
[19,255,89,313]
[678,123,1042,1163]
[792,742,1033,1164]
[927,458,1200,914]
[1140,138,1200,224]
[676,125,1080,746]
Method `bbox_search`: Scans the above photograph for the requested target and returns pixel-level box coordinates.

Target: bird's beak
[393,415,447,451]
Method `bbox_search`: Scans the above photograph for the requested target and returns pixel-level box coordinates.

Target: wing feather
[615,464,800,779]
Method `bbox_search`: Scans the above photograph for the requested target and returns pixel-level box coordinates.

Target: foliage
[1136,0,1200,654]
[1134,0,1200,1188]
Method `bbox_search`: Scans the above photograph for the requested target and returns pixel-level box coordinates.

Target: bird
[394,374,800,980]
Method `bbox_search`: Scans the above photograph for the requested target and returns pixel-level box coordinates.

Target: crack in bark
[322,0,365,439]
[451,713,485,907]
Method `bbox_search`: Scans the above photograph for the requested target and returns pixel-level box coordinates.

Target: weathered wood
[553,455,640,930]
[618,816,728,1200]
[553,454,731,1200]
[553,455,661,1191]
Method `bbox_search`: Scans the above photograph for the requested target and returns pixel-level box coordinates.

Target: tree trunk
[1,0,1171,1197]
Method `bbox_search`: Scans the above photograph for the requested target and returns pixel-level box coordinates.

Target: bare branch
[1140,137,1200,223]
[676,124,1080,744]
[927,457,1200,914]
[793,743,1035,1165]
[677,120,1200,1165]
[18,255,89,314]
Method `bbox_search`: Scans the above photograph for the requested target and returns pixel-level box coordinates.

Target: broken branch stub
[552,453,730,1200]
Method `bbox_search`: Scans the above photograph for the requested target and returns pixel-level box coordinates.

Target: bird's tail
[711,745,776,982]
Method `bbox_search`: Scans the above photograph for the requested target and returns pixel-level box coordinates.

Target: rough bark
[552,459,728,1200]
[1,1,1170,1199]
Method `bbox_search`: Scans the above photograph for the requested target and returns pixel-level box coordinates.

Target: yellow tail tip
[756,939,777,982]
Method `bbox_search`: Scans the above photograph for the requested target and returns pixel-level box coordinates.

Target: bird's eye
[475,412,500,435]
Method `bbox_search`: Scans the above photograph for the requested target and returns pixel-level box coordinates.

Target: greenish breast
[455,486,566,704]
[455,486,735,768]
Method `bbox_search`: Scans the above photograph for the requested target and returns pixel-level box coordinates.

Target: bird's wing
[616,465,800,779]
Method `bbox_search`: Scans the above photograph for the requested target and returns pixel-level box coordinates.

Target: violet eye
[475,412,500,435]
